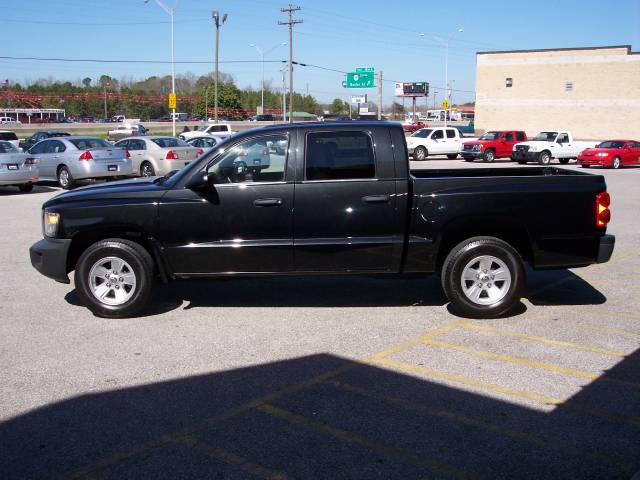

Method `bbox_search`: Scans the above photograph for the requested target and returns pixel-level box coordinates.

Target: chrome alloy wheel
[460,255,512,306]
[141,163,154,177]
[88,256,137,306]
[58,169,69,187]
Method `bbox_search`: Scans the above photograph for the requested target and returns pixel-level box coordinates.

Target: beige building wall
[475,46,640,140]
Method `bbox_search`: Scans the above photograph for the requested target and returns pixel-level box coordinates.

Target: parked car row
[407,126,640,168]
[0,135,205,192]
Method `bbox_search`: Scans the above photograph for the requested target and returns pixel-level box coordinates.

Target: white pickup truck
[179,123,234,141]
[512,131,598,165]
[406,127,475,160]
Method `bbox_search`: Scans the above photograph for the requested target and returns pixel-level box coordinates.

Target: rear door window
[446,129,456,139]
[305,131,375,181]
[557,133,569,144]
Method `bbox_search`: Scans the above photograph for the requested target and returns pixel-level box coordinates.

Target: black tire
[482,149,495,163]
[611,156,621,169]
[538,151,551,166]
[441,236,525,319]
[447,153,458,160]
[517,159,527,165]
[18,183,34,192]
[140,161,155,177]
[57,165,76,189]
[559,158,570,165]
[581,164,591,168]
[463,157,474,162]
[414,146,428,161]
[74,238,155,318]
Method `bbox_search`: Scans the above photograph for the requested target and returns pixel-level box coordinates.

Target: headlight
[596,152,609,157]
[43,210,60,237]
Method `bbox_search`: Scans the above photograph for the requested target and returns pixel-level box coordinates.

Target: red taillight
[165,150,179,160]
[78,150,93,161]
[196,148,204,157]
[596,191,611,227]
[125,149,131,158]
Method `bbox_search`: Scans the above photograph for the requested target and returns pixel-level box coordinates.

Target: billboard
[395,82,429,97]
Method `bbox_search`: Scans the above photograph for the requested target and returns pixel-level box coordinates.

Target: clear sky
[2,0,639,105]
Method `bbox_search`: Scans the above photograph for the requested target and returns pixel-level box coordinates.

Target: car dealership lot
[1,159,639,479]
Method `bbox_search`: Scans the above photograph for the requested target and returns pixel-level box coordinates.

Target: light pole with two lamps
[249,42,286,115]
[419,27,463,127]
[144,0,181,136]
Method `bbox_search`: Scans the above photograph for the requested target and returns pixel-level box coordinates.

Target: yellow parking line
[422,338,640,390]
[569,323,640,339]
[257,403,480,480]
[371,356,640,428]
[64,321,465,479]
[369,320,468,361]
[327,380,636,473]
[462,322,631,359]
[174,436,290,479]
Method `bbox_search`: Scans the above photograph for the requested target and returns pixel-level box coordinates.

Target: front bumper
[29,238,72,284]
[461,150,483,159]
[578,156,608,166]
[512,150,539,162]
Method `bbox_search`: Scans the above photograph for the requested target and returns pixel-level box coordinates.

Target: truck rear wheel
[441,236,525,318]
[74,238,155,318]
[559,158,570,165]
[57,166,76,190]
[447,153,458,159]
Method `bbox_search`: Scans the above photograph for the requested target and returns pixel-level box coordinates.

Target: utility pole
[212,10,228,124]
[377,70,383,120]
[103,82,109,120]
[279,4,302,124]
[280,66,287,121]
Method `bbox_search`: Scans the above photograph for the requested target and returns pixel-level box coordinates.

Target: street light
[212,10,228,124]
[419,27,463,127]
[249,42,286,115]
[145,0,181,136]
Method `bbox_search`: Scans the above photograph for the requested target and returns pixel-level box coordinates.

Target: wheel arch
[66,227,170,282]
[435,217,533,270]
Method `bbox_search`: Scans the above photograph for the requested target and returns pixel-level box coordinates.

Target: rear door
[31,140,56,179]
[292,128,399,272]
[445,128,459,153]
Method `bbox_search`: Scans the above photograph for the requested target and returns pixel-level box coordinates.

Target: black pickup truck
[30,121,614,318]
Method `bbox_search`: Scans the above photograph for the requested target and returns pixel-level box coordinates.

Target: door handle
[362,195,391,204]
[254,198,283,207]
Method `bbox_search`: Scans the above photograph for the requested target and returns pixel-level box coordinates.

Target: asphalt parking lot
[1,158,639,479]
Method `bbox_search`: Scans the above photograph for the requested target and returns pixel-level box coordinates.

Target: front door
[429,129,446,154]
[293,129,398,272]
[158,133,294,274]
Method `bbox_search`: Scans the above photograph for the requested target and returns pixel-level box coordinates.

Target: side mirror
[186,171,211,190]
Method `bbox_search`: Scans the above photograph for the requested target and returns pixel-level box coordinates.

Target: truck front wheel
[538,151,551,166]
[482,149,495,163]
[74,238,155,318]
[441,236,525,318]
[414,146,428,161]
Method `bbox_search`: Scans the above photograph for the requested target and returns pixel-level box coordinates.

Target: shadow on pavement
[0,349,638,479]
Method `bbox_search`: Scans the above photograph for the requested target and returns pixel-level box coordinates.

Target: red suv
[462,130,527,162]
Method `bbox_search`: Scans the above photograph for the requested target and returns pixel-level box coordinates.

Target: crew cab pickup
[30,121,614,319]
[406,127,469,160]
[462,130,527,162]
[179,123,234,141]
[512,131,598,165]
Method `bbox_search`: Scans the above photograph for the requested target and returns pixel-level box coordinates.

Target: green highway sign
[346,71,375,88]
[355,67,374,73]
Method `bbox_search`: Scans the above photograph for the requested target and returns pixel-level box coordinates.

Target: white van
[0,117,21,124]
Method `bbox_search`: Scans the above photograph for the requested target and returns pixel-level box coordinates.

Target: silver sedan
[114,136,203,177]
[0,141,38,192]
[28,136,132,189]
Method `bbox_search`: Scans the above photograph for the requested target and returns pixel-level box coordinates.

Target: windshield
[533,132,558,141]
[69,138,112,149]
[479,131,500,140]
[410,129,433,138]
[597,141,624,149]
[151,137,190,148]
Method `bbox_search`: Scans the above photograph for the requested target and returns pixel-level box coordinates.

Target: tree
[330,98,346,114]
[82,77,92,88]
